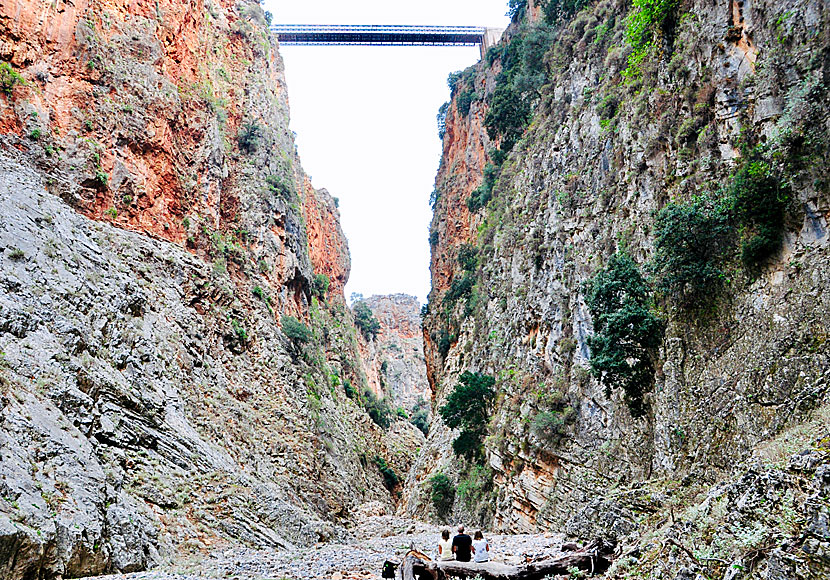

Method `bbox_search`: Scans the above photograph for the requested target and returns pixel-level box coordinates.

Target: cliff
[411,0,830,576]
[357,294,431,411]
[0,2,416,579]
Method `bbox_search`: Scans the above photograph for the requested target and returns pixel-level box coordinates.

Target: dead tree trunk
[401,540,614,580]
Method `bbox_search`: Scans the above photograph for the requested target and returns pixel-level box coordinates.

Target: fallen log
[401,539,614,580]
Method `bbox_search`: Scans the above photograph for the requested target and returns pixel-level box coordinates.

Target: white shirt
[473,539,489,562]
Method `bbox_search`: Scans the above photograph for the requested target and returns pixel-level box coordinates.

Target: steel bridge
[271,25,505,56]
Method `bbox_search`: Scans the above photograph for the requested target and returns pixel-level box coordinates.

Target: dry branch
[400,539,614,580]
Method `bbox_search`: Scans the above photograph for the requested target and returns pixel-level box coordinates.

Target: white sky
[263,1,511,304]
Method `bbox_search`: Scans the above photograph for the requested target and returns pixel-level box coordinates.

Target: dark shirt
[452,533,473,562]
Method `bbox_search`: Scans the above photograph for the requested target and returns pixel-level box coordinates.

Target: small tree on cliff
[439,371,496,461]
[584,252,663,417]
[353,301,381,341]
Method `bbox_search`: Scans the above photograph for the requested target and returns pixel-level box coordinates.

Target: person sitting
[437,529,453,561]
[451,524,473,562]
[472,530,490,563]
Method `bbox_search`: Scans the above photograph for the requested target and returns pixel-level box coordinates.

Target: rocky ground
[84,507,567,580]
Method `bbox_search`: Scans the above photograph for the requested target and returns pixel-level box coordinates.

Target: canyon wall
[0,2,413,579]
[357,294,431,411]
[409,0,830,576]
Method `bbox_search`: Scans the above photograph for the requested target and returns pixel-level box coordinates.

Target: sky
[263,1,512,305]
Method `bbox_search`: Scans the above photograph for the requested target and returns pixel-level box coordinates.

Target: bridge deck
[271,25,487,46]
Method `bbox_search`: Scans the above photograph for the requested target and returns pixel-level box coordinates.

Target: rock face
[0,2,415,579]
[411,0,830,575]
[358,295,431,411]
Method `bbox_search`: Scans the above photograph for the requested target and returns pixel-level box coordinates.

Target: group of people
[437,525,490,563]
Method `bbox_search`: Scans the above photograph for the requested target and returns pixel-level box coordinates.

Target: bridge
[271,25,505,57]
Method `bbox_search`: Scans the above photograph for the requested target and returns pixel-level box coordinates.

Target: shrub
[429,230,440,246]
[456,464,494,511]
[312,273,330,299]
[457,89,479,116]
[436,329,454,357]
[443,272,475,306]
[429,473,455,517]
[585,253,663,416]
[373,456,399,492]
[437,101,449,139]
[439,371,496,460]
[343,378,356,399]
[485,80,531,154]
[353,301,381,340]
[266,174,294,199]
[29,128,41,140]
[457,244,478,272]
[467,163,500,212]
[652,195,733,304]
[542,0,591,22]
[411,402,430,436]
[362,388,392,429]
[281,315,312,343]
[237,121,261,153]
[530,407,575,447]
[508,0,528,20]
[467,184,492,212]
[0,63,24,96]
[623,0,680,78]
[730,158,788,269]
[231,318,248,343]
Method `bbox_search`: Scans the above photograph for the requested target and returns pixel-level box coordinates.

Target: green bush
[730,159,788,269]
[0,63,24,96]
[457,89,479,116]
[373,456,399,492]
[343,378,356,399]
[652,195,733,304]
[429,473,455,517]
[237,121,261,153]
[429,230,440,246]
[456,464,494,511]
[467,184,492,212]
[436,329,454,357]
[485,80,531,154]
[312,273,330,299]
[281,315,312,343]
[361,387,392,429]
[443,272,475,306]
[585,253,663,417]
[467,163,500,212]
[530,407,575,447]
[266,174,294,199]
[439,371,496,460]
[508,0,528,20]
[623,0,680,78]
[542,0,591,22]
[353,301,381,340]
[410,399,430,436]
[437,102,449,140]
[457,244,479,272]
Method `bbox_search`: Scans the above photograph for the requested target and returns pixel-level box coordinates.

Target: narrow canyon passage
[1,1,829,580]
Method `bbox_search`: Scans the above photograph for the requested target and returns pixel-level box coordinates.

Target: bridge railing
[270,24,488,47]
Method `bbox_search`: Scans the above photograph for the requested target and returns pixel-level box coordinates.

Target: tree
[652,195,733,305]
[439,372,496,460]
[281,315,312,344]
[429,473,455,517]
[353,301,381,340]
[312,273,330,299]
[585,253,663,417]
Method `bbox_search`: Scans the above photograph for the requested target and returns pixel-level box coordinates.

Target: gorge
[1,1,829,580]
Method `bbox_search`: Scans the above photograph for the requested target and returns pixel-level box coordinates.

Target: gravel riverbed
[84,512,568,580]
